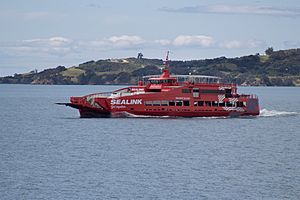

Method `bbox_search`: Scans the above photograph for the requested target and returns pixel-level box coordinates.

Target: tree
[137,52,143,59]
[265,47,274,55]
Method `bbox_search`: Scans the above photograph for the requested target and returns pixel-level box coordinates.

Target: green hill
[1,48,300,86]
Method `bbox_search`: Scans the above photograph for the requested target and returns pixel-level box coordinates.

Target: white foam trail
[259,108,298,117]
[112,112,172,118]
[112,110,298,119]
[116,112,228,119]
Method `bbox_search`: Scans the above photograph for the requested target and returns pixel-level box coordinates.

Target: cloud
[173,35,215,47]
[219,40,263,49]
[23,37,72,47]
[154,39,172,46]
[0,35,146,58]
[107,35,144,48]
[48,37,73,46]
[0,35,265,60]
[160,4,300,17]
[219,40,243,49]
[1,37,74,56]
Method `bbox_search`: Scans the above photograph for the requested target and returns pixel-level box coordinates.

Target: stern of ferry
[244,95,260,116]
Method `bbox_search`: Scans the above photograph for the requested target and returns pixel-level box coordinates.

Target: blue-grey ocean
[0,84,299,200]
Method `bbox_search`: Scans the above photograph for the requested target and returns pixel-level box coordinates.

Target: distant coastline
[1,48,299,86]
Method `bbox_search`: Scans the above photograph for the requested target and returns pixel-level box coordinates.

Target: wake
[259,108,298,117]
[111,109,298,119]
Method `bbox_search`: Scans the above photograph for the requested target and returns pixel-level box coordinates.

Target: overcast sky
[1,0,300,76]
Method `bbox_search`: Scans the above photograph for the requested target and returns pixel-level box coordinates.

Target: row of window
[181,89,225,94]
[149,79,175,84]
[194,101,246,107]
[181,89,233,98]
[144,100,246,107]
[145,100,190,107]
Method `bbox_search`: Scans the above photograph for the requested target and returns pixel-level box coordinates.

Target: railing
[85,92,113,98]
[142,74,221,84]
[239,94,258,99]
[172,75,221,84]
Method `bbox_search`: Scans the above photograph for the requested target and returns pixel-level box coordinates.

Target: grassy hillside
[1,48,300,86]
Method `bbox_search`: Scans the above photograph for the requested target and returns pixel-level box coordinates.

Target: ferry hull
[76,110,259,118]
[68,98,259,118]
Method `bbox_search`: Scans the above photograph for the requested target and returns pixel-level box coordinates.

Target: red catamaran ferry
[58,52,259,118]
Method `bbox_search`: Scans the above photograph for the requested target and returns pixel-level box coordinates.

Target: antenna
[164,50,170,68]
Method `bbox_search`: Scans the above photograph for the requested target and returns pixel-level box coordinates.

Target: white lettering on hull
[111,99,142,105]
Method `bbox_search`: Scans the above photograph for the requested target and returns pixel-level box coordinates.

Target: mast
[160,51,171,78]
[164,50,170,69]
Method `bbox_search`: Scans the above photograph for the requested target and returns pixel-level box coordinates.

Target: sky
[1,0,300,76]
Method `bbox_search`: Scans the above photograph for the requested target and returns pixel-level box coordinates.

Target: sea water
[0,85,299,200]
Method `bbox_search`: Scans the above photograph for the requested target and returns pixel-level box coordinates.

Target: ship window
[198,101,204,106]
[193,88,200,98]
[182,89,191,93]
[237,102,246,107]
[201,90,225,94]
[161,100,168,106]
[194,101,198,106]
[205,101,211,106]
[145,101,152,106]
[226,102,233,107]
[148,89,161,92]
[219,102,225,107]
[225,89,232,98]
[183,101,190,106]
[212,101,218,107]
[176,101,183,106]
[149,80,158,84]
[153,100,161,106]
[169,101,175,106]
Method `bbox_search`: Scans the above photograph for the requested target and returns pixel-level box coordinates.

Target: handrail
[142,74,221,79]
[239,94,258,99]
[143,74,221,84]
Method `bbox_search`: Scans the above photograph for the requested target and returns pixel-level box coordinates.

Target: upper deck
[142,74,221,84]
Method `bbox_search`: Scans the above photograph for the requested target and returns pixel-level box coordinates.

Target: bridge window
[149,80,158,84]
[201,90,225,94]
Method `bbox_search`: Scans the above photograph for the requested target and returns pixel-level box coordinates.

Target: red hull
[76,104,259,118]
